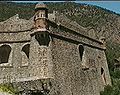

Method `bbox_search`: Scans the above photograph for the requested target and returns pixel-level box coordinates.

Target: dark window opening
[41,34,44,38]
[101,67,106,85]
[79,45,84,61]
[0,45,11,64]
[37,14,39,18]
[35,32,50,46]
[38,25,41,28]
[101,67,104,75]
[22,44,30,58]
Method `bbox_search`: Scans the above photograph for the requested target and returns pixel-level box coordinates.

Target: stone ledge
[15,76,54,83]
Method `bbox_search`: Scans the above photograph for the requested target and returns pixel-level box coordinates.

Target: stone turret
[34,2,48,31]
[29,3,53,80]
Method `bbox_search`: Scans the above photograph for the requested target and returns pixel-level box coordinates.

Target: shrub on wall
[0,83,16,95]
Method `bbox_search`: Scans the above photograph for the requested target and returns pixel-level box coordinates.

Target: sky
[77,1,120,14]
[12,1,120,14]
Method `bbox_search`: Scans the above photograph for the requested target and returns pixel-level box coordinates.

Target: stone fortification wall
[50,37,100,95]
[0,41,30,84]
[96,50,112,91]
[48,25,111,95]
[0,10,111,95]
[28,35,53,80]
[0,16,32,83]
[48,21,105,50]
[49,13,97,39]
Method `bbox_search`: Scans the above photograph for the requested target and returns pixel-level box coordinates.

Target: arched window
[101,68,104,75]
[0,45,11,64]
[79,45,84,61]
[22,44,30,58]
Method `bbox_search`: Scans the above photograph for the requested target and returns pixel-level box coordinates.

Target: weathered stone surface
[0,14,34,32]
[0,3,111,95]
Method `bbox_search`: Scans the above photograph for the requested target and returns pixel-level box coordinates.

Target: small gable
[0,14,34,32]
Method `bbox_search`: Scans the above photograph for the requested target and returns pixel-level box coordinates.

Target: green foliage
[101,41,120,95]
[100,85,113,95]
[105,40,120,71]
[100,78,120,95]
[0,2,35,21]
[45,2,112,28]
[0,1,119,29]
[0,83,16,95]
[110,70,120,79]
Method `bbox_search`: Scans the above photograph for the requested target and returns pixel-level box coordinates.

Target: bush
[100,85,113,95]
[0,83,16,95]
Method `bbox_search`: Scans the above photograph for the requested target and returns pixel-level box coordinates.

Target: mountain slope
[45,2,120,43]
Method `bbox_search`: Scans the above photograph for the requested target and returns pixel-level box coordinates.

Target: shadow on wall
[35,32,50,46]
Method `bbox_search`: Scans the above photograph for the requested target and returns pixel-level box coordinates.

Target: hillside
[45,2,120,44]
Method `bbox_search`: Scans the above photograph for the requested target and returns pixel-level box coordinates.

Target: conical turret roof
[35,2,47,9]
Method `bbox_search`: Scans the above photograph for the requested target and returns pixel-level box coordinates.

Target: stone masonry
[0,3,111,95]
